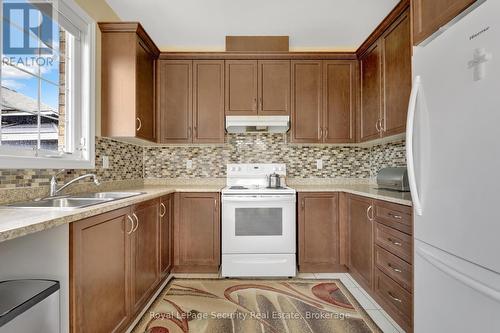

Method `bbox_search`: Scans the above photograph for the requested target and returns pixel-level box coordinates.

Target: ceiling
[105,0,399,52]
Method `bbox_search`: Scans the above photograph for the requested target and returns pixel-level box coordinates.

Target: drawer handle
[387,237,402,246]
[136,117,142,131]
[388,263,402,273]
[132,213,139,232]
[388,212,403,219]
[388,291,402,303]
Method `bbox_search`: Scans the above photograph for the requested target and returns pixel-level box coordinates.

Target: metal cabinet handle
[380,118,385,132]
[376,119,381,133]
[388,212,403,219]
[214,199,217,210]
[136,117,142,131]
[388,263,402,273]
[388,237,402,246]
[127,215,134,235]
[366,205,374,221]
[301,199,305,209]
[387,291,402,303]
[160,203,166,218]
[253,98,257,110]
[324,127,328,139]
[319,128,323,139]
[193,126,197,138]
[132,213,139,232]
[259,97,263,110]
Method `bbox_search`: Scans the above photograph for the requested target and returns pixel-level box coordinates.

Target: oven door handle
[222,196,295,203]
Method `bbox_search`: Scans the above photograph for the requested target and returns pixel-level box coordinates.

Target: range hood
[225,116,290,133]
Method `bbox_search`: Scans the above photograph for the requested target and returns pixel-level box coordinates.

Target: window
[0,0,95,168]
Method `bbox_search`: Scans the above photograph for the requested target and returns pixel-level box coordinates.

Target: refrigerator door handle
[406,75,423,215]
[416,246,500,303]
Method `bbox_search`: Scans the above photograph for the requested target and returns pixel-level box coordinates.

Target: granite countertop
[0,184,223,243]
[290,183,412,206]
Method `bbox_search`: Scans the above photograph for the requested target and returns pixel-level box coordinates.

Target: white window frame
[0,0,95,169]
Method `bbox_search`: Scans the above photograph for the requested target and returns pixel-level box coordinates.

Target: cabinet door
[70,207,132,333]
[175,192,220,272]
[348,195,374,289]
[130,199,159,314]
[225,60,258,115]
[291,61,322,143]
[135,38,155,141]
[193,60,225,143]
[323,61,356,143]
[159,194,173,277]
[157,60,192,143]
[298,192,339,272]
[360,42,382,142]
[258,60,290,115]
[381,10,411,137]
[413,0,476,45]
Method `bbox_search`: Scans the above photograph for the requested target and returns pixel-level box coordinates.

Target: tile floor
[169,272,405,333]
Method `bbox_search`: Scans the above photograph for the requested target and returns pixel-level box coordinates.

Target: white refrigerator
[408,0,500,332]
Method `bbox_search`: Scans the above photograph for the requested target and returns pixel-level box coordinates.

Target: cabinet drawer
[375,222,412,263]
[375,269,412,324]
[374,200,412,235]
[375,246,412,292]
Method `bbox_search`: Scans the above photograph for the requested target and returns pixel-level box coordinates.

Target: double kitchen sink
[4,192,145,210]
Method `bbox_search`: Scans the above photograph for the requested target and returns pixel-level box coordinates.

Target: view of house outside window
[1,0,73,154]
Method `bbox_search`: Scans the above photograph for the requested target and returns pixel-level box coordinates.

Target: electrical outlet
[186,159,193,169]
[102,155,110,169]
[316,159,323,170]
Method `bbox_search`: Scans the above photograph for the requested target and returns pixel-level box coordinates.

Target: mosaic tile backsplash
[144,134,406,179]
[0,137,143,188]
[0,134,406,189]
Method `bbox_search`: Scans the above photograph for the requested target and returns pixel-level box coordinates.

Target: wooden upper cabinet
[159,194,173,277]
[381,10,411,137]
[225,60,258,115]
[70,207,132,333]
[135,39,156,141]
[174,192,220,272]
[130,199,160,315]
[193,61,225,143]
[157,60,193,143]
[360,42,382,142]
[348,194,374,290]
[290,60,322,143]
[323,61,357,143]
[413,0,477,45]
[298,192,340,272]
[258,60,290,115]
[100,23,159,142]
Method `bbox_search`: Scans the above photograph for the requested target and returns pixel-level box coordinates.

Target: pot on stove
[267,173,281,188]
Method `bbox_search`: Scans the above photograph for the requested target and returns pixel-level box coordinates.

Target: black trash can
[0,279,60,333]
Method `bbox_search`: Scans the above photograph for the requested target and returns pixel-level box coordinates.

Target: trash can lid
[0,279,60,327]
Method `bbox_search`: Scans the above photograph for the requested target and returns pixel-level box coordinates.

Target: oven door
[222,194,296,254]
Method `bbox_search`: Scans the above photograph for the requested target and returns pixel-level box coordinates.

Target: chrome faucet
[49,169,101,197]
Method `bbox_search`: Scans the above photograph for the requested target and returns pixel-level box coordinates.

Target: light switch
[186,159,193,169]
[316,159,323,170]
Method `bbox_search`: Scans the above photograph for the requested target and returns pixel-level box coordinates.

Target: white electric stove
[221,164,297,277]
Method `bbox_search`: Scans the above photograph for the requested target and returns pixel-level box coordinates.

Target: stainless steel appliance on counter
[221,164,296,277]
[376,167,410,192]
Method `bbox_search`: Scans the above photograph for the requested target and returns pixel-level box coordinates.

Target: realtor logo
[3,1,53,55]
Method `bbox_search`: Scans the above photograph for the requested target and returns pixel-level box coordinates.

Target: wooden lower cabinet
[130,199,160,314]
[298,192,341,272]
[174,192,220,272]
[347,194,374,289]
[70,198,169,333]
[159,194,173,277]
